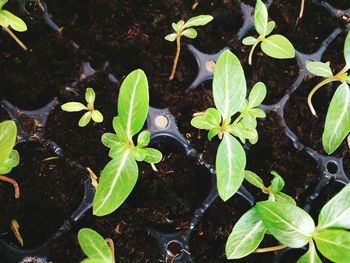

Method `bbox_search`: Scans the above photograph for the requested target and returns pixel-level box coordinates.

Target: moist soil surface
[0,0,349,262]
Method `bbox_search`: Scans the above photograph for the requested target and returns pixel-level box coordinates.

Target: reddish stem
[0,175,20,199]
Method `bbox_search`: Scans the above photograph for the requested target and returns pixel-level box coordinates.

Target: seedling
[0,0,28,50]
[306,30,350,155]
[78,228,115,263]
[191,49,267,201]
[165,15,213,80]
[0,120,20,198]
[93,69,163,216]
[61,88,104,127]
[242,0,295,65]
[226,176,350,262]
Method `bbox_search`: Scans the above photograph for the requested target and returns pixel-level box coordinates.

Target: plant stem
[248,39,261,66]
[254,244,287,253]
[0,175,20,198]
[232,113,243,126]
[106,238,116,263]
[3,27,28,51]
[299,0,305,20]
[169,34,181,80]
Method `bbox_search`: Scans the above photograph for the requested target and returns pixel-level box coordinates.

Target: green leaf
[137,131,150,147]
[274,192,296,205]
[0,120,17,164]
[183,15,213,29]
[112,117,129,144]
[101,133,121,148]
[266,21,276,35]
[296,241,322,263]
[143,148,162,164]
[171,22,180,32]
[256,201,315,248]
[108,144,128,159]
[314,229,350,263]
[61,102,87,112]
[85,88,96,106]
[249,108,266,118]
[226,208,266,259]
[254,0,268,36]
[81,259,106,263]
[131,147,147,161]
[79,112,92,127]
[322,83,350,154]
[208,127,219,141]
[213,50,247,120]
[318,183,350,230]
[242,36,257,46]
[306,61,333,77]
[78,228,113,262]
[0,150,19,174]
[182,28,197,39]
[244,170,265,189]
[344,30,350,67]
[164,33,177,42]
[261,34,295,59]
[216,133,246,201]
[191,108,221,130]
[93,150,137,216]
[0,0,8,10]
[241,113,257,129]
[0,10,27,32]
[92,110,103,123]
[270,171,285,193]
[228,124,245,144]
[248,82,267,108]
[118,69,149,139]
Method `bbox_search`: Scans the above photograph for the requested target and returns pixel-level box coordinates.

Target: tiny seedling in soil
[93,69,163,216]
[306,30,350,155]
[0,120,20,198]
[165,15,213,80]
[78,228,115,263]
[0,0,28,50]
[191,49,267,201]
[61,87,104,127]
[226,171,350,262]
[242,0,295,65]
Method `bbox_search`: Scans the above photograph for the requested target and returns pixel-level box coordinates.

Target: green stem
[169,34,181,80]
[3,27,28,51]
[248,39,261,66]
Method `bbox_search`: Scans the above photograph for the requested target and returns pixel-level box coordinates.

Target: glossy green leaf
[0,150,19,174]
[296,241,322,263]
[108,144,128,159]
[270,171,284,193]
[191,108,221,130]
[249,108,266,118]
[143,148,162,164]
[254,0,268,36]
[112,117,129,144]
[101,133,121,148]
[244,170,265,189]
[183,15,213,29]
[344,30,350,67]
[261,34,295,59]
[85,88,96,106]
[79,112,92,127]
[93,150,138,216]
[216,133,246,201]
[322,83,350,154]
[256,201,315,248]
[306,61,333,77]
[118,69,149,139]
[266,21,276,35]
[248,82,267,108]
[242,36,257,46]
[314,229,350,263]
[226,208,266,259]
[92,110,103,123]
[0,120,17,164]
[213,50,247,120]
[318,183,350,230]
[137,131,150,147]
[164,33,177,42]
[78,228,113,263]
[274,192,296,205]
[182,28,197,39]
[0,10,27,32]
[61,102,87,112]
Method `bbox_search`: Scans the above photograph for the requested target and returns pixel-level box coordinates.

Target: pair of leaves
[61,88,104,127]
[93,70,162,217]
[0,120,19,174]
[0,8,27,32]
[78,228,114,263]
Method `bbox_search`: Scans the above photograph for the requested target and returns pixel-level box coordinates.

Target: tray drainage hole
[205,60,216,73]
[166,240,183,259]
[155,115,169,129]
[327,161,338,174]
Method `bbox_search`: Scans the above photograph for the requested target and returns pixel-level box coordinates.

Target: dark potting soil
[0,0,349,262]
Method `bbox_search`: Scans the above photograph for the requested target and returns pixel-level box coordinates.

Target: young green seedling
[93,69,163,216]
[61,88,104,127]
[242,0,295,65]
[191,49,267,201]
[78,228,115,263]
[0,0,28,50]
[165,15,213,80]
[226,173,350,263]
[0,120,20,198]
[306,30,350,155]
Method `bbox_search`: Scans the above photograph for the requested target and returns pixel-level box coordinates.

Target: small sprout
[61,87,104,127]
[242,0,295,65]
[0,0,28,50]
[306,30,350,154]
[78,228,115,263]
[11,219,23,247]
[165,15,213,80]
